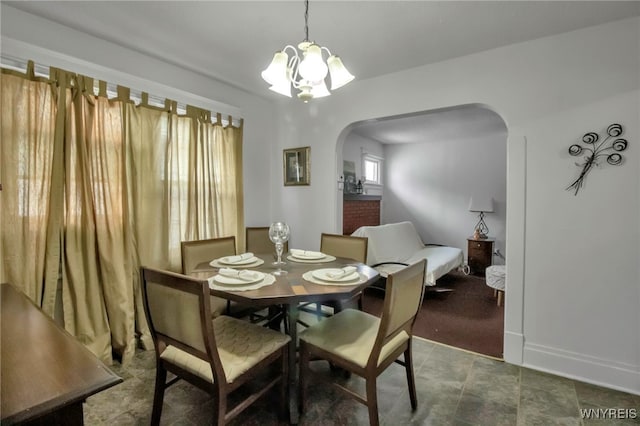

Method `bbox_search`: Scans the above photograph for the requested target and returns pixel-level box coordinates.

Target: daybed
[351,221,464,287]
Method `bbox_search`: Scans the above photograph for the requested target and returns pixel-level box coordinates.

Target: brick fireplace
[342,195,381,235]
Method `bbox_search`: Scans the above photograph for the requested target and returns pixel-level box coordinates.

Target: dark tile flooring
[84,337,639,425]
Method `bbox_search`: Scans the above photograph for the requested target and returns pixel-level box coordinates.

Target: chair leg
[404,346,418,410]
[315,303,323,321]
[280,347,288,420]
[151,364,167,426]
[366,377,380,426]
[497,290,504,307]
[215,388,227,426]
[298,342,309,414]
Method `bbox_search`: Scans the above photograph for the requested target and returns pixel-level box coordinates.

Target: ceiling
[4,1,638,144]
[351,104,507,144]
[5,1,639,98]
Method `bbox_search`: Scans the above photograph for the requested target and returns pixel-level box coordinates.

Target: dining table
[190,252,380,424]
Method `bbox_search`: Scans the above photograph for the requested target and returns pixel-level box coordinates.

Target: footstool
[485,265,506,307]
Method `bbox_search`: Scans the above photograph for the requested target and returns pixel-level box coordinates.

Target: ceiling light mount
[261,0,354,102]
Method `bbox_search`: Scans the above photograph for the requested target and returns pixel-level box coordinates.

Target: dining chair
[181,236,239,317]
[245,226,289,254]
[182,235,285,328]
[181,236,237,275]
[300,233,369,322]
[141,267,290,426]
[298,259,426,426]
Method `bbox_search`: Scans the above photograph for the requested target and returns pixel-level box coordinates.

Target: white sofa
[351,221,464,286]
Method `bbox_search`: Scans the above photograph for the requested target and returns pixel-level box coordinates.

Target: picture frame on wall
[343,160,356,193]
[283,146,311,186]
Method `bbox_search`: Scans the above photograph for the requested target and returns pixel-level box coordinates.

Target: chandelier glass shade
[261,0,354,102]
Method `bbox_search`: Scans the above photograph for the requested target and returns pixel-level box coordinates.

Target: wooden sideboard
[1,283,122,425]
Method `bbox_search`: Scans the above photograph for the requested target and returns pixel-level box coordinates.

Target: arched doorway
[336,103,508,356]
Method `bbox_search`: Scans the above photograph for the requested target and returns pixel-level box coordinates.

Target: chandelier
[261,0,355,102]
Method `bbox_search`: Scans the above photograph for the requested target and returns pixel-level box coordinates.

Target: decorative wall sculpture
[566,123,628,195]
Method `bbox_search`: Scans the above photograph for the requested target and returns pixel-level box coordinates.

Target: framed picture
[343,160,356,193]
[283,146,311,186]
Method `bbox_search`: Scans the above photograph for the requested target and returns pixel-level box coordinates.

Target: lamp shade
[261,51,289,86]
[269,82,292,97]
[310,80,331,98]
[327,55,355,90]
[468,197,494,213]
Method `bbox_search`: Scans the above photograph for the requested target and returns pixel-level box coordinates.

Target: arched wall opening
[334,103,509,353]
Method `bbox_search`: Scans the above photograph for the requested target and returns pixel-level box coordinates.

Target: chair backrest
[141,267,218,364]
[245,227,288,254]
[368,259,426,367]
[320,233,368,263]
[181,236,236,274]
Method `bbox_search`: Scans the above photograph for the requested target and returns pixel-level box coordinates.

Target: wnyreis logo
[580,408,637,420]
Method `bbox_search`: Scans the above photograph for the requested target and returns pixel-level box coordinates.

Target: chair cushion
[299,309,409,368]
[160,316,290,384]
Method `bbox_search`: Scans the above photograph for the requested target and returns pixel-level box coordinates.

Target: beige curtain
[1,62,244,364]
[61,75,138,363]
[185,108,245,247]
[0,66,58,307]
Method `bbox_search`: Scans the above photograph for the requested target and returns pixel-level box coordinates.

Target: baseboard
[503,331,524,364]
[523,342,640,396]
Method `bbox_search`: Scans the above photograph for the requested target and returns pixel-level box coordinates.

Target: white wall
[0,5,278,229]
[275,17,640,394]
[382,128,507,259]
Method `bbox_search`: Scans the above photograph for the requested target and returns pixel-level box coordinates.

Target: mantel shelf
[343,194,382,201]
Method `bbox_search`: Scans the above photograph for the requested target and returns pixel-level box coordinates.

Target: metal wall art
[566,123,629,195]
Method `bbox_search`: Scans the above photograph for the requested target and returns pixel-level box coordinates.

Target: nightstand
[467,237,495,276]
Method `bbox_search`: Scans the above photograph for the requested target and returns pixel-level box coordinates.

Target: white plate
[214,271,265,286]
[286,255,336,264]
[311,268,360,283]
[209,258,264,268]
[218,256,259,266]
[209,274,276,292]
[291,251,325,260]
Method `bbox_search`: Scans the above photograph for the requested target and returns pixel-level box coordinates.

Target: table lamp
[469,197,494,239]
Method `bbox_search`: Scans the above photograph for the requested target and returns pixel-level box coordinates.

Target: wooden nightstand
[467,237,495,276]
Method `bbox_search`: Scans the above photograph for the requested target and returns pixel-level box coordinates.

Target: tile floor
[84,337,639,425]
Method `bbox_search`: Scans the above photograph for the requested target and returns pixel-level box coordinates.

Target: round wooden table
[191,253,380,423]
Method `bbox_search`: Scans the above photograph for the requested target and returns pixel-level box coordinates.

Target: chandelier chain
[304,0,309,41]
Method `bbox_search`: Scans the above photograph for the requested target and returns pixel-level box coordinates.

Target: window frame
[362,154,383,186]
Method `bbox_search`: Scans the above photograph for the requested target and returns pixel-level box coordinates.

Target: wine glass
[269,221,290,275]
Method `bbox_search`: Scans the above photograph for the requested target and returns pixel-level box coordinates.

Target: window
[362,155,383,185]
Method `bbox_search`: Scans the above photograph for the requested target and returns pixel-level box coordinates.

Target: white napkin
[326,266,357,279]
[291,249,324,258]
[220,252,254,264]
[217,268,261,281]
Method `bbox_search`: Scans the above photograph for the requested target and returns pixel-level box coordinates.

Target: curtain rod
[1,49,243,127]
